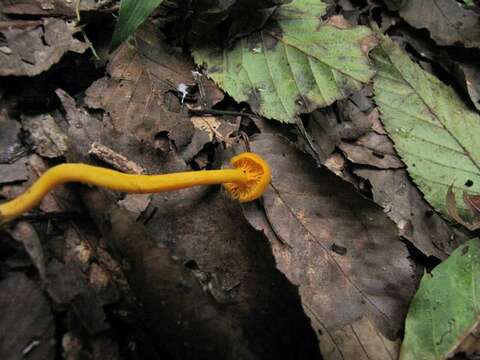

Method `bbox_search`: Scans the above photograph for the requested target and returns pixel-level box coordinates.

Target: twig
[188,109,259,119]
[15,211,86,222]
[81,30,101,60]
[88,142,145,174]
[75,0,81,21]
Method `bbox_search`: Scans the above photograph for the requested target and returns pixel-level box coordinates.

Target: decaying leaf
[303,108,341,163]
[399,0,480,48]
[465,192,480,216]
[162,0,288,48]
[455,62,480,111]
[0,18,88,76]
[59,51,320,359]
[9,221,46,280]
[22,114,68,158]
[46,259,111,335]
[357,168,464,258]
[0,272,55,360]
[85,22,195,149]
[400,238,480,360]
[194,0,377,123]
[242,132,416,359]
[372,37,480,220]
[446,186,480,231]
[0,0,100,16]
[0,110,24,163]
[339,132,404,169]
[303,91,463,258]
[393,28,480,112]
[383,0,408,11]
[0,160,29,184]
[183,115,239,160]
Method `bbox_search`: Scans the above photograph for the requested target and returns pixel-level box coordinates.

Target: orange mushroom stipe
[0,152,271,223]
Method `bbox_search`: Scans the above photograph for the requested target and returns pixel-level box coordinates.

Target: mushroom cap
[224,152,271,202]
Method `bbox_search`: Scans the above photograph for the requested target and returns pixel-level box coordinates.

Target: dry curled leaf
[446,186,480,231]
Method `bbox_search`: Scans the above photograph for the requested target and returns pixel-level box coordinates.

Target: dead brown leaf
[446,186,480,231]
[399,0,480,48]
[84,22,196,149]
[304,90,466,259]
[0,160,29,184]
[22,114,68,158]
[0,18,88,76]
[394,27,480,111]
[339,133,404,169]
[0,110,23,163]
[76,182,319,359]
[358,169,463,257]
[56,32,320,357]
[0,272,55,360]
[242,132,416,359]
[0,0,101,16]
[9,221,46,279]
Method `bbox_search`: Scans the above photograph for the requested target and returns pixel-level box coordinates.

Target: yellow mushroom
[0,152,271,223]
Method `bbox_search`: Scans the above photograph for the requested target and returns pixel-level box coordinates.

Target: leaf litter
[241,130,416,359]
[1,0,480,359]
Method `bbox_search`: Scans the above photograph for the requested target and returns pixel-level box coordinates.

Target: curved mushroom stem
[0,163,251,223]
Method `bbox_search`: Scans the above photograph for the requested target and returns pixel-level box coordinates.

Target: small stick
[188,109,259,119]
[88,142,145,174]
[15,211,86,222]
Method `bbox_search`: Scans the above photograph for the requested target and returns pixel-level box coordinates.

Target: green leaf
[400,238,480,360]
[110,0,164,52]
[193,0,376,123]
[372,37,480,219]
